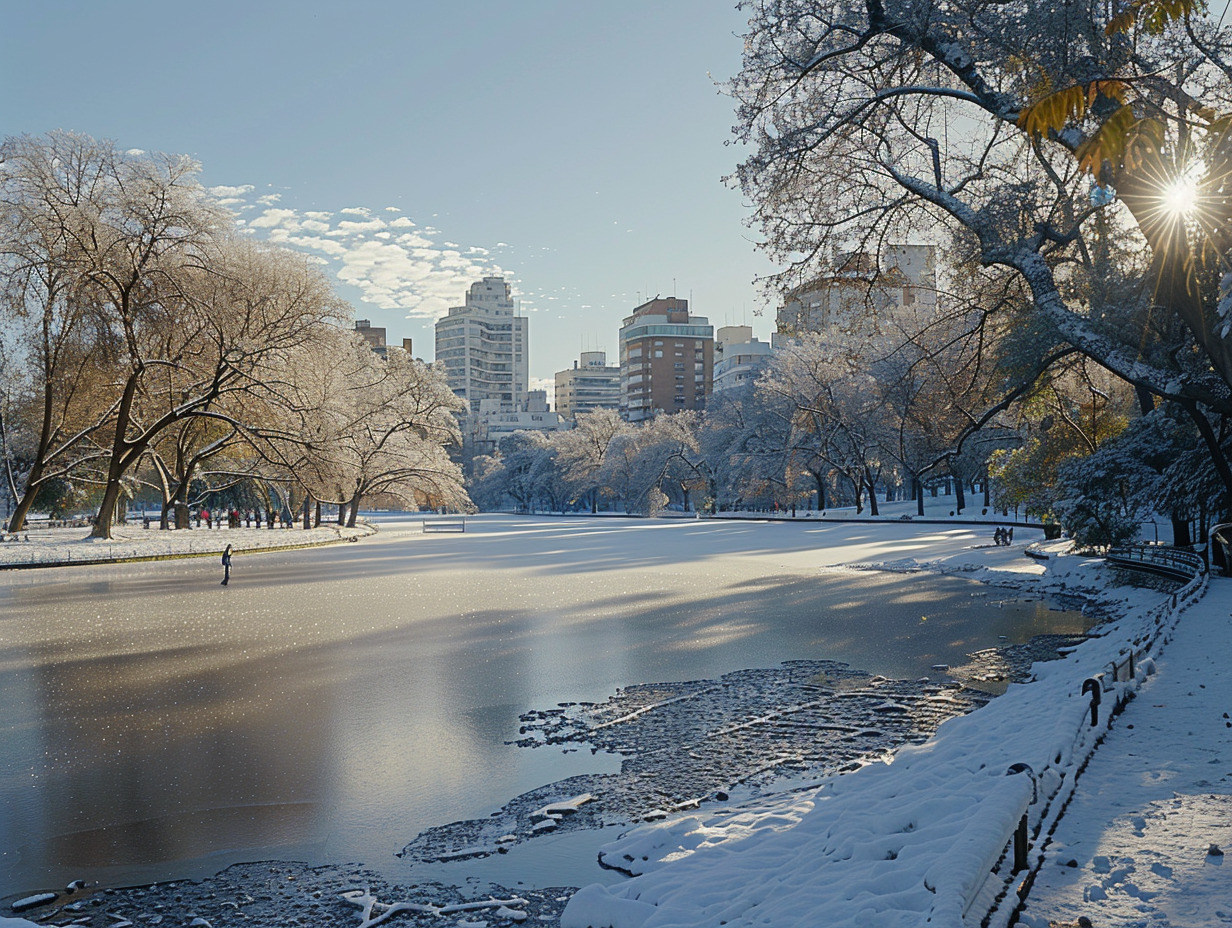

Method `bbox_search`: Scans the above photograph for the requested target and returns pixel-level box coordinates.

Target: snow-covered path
[559,547,1211,928]
[1017,578,1232,928]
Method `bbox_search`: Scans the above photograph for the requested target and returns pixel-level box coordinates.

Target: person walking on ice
[221,544,232,585]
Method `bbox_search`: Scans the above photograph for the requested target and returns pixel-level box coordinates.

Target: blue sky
[2,1,774,392]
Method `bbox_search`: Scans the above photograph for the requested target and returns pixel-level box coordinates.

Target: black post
[1013,814,1029,873]
[1082,677,1102,727]
[1005,762,1036,873]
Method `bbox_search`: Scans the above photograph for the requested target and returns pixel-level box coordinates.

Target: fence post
[1082,677,1102,727]
[1005,763,1036,874]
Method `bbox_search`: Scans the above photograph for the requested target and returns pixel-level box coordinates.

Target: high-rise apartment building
[712,326,774,394]
[555,351,621,419]
[776,244,937,339]
[434,277,529,412]
[618,297,713,422]
[354,320,413,358]
[354,319,387,357]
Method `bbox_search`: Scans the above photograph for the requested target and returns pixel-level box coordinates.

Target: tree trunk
[1172,514,1192,548]
[346,493,361,528]
[172,477,191,529]
[314,500,322,527]
[92,457,129,538]
[954,469,966,514]
[814,471,827,510]
[8,355,59,532]
[302,494,312,530]
[336,501,347,525]
[916,477,925,517]
[7,459,44,532]
[92,370,145,539]
[1183,403,1232,522]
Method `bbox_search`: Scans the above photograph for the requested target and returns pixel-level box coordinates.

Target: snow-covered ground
[563,544,1220,928]
[2,515,1224,928]
[0,521,372,567]
[1015,587,1232,927]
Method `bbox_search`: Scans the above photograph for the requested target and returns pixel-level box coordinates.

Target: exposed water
[0,515,1091,896]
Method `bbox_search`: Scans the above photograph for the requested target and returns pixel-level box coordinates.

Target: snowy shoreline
[2,529,1208,928]
[0,522,376,569]
[562,547,1206,928]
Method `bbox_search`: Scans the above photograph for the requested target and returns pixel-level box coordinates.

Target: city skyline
[2,2,776,394]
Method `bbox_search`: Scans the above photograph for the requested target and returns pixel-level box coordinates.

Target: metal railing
[959,564,1209,927]
[1106,544,1207,581]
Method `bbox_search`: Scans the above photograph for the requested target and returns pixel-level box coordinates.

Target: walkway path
[1017,576,1232,927]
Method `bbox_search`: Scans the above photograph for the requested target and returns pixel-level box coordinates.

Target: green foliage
[1051,466,1144,551]
[30,477,88,519]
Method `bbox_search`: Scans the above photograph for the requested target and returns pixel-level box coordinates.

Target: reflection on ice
[0,515,1083,894]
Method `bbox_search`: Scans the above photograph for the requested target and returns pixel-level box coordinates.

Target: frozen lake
[0,515,1088,895]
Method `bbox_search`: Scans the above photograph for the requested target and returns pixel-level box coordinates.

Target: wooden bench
[422,519,466,533]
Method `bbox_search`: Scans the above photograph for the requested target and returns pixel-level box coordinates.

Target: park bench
[422,519,466,533]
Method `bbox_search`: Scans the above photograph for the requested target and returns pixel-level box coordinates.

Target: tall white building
[435,277,529,413]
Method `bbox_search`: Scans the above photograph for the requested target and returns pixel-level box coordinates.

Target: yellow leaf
[1019,85,1090,137]
[1105,10,1137,34]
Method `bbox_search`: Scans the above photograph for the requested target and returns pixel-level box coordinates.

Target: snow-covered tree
[0,133,356,537]
[553,408,630,512]
[286,336,470,523]
[757,333,895,513]
[732,0,1232,518]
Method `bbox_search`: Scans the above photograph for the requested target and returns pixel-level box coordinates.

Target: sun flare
[1160,176,1199,217]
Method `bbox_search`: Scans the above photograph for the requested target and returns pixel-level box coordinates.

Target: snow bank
[562,550,1208,928]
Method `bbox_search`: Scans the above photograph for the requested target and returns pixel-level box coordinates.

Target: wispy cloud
[217,190,517,320]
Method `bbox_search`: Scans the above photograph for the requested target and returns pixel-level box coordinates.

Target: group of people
[992,526,1015,546]
[201,508,242,529]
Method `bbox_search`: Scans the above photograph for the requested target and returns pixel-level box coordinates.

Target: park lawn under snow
[562,542,1220,928]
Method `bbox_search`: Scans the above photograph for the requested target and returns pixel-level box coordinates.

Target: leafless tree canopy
[1,132,470,535]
